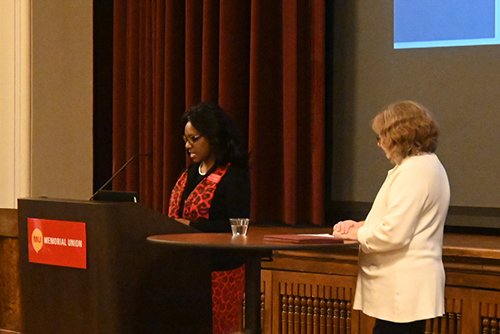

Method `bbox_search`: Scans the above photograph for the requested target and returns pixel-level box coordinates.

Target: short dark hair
[372,101,440,163]
[182,102,248,167]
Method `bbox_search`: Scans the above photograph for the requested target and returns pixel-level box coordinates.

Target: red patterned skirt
[211,264,246,334]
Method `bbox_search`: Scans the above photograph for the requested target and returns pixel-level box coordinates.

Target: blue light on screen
[394,0,500,49]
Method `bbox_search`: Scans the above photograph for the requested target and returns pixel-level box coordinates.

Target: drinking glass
[230,218,249,236]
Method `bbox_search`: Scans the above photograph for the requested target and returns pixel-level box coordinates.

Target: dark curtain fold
[112,0,325,225]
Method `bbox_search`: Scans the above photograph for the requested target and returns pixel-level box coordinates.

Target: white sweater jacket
[354,153,450,323]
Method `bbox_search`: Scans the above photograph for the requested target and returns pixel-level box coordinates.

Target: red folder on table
[263,233,343,244]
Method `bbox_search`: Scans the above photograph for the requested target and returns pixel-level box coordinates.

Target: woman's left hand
[332,220,361,241]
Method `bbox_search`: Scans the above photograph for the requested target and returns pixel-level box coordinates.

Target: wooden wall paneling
[359,313,376,334]
[267,249,359,276]
[425,286,467,334]
[0,209,21,333]
[0,237,21,332]
[243,269,273,334]
[444,290,463,334]
[443,274,500,333]
[270,270,358,334]
[477,289,500,334]
[261,269,273,334]
[259,234,500,333]
[445,268,500,291]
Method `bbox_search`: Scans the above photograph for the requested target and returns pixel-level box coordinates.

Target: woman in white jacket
[333,101,450,334]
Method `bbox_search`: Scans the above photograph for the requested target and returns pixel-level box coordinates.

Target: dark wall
[93,0,114,193]
[328,1,500,227]
[92,1,500,227]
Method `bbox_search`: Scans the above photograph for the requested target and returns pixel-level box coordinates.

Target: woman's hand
[176,218,190,225]
[332,220,363,241]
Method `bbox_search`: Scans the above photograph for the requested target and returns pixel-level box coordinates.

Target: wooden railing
[258,228,500,334]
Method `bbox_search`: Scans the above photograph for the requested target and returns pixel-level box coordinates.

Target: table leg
[244,254,262,334]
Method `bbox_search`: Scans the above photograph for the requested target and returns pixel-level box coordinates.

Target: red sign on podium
[28,218,87,269]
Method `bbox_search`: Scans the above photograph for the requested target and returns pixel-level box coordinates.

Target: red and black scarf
[168,164,229,220]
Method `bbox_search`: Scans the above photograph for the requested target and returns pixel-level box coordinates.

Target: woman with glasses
[333,101,450,334]
[168,101,250,334]
[168,102,250,232]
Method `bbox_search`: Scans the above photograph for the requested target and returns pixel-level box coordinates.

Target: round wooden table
[147,233,357,334]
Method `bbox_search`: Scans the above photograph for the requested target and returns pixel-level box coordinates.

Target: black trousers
[373,319,426,334]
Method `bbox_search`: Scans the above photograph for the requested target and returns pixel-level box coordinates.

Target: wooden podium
[18,197,214,334]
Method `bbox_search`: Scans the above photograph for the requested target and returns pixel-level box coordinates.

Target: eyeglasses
[182,135,202,145]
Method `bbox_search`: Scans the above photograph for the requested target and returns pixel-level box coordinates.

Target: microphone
[89,153,152,200]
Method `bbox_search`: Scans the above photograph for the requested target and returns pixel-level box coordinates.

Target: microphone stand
[89,153,149,200]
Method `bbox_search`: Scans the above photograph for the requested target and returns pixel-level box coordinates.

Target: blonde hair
[372,101,440,163]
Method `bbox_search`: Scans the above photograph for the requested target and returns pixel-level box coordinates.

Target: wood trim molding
[0,209,18,237]
[327,201,500,230]
[0,0,31,208]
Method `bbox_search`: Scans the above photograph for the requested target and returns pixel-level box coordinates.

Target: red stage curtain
[112,0,325,225]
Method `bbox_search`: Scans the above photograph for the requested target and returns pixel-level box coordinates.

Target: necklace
[198,163,206,175]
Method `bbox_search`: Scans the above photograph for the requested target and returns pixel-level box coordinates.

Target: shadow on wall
[326,1,358,212]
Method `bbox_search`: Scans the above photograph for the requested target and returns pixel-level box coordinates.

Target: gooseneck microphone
[89,153,152,201]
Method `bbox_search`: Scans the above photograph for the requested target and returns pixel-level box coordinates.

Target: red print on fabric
[212,265,246,334]
[168,164,229,220]
[168,171,188,218]
[168,164,245,334]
